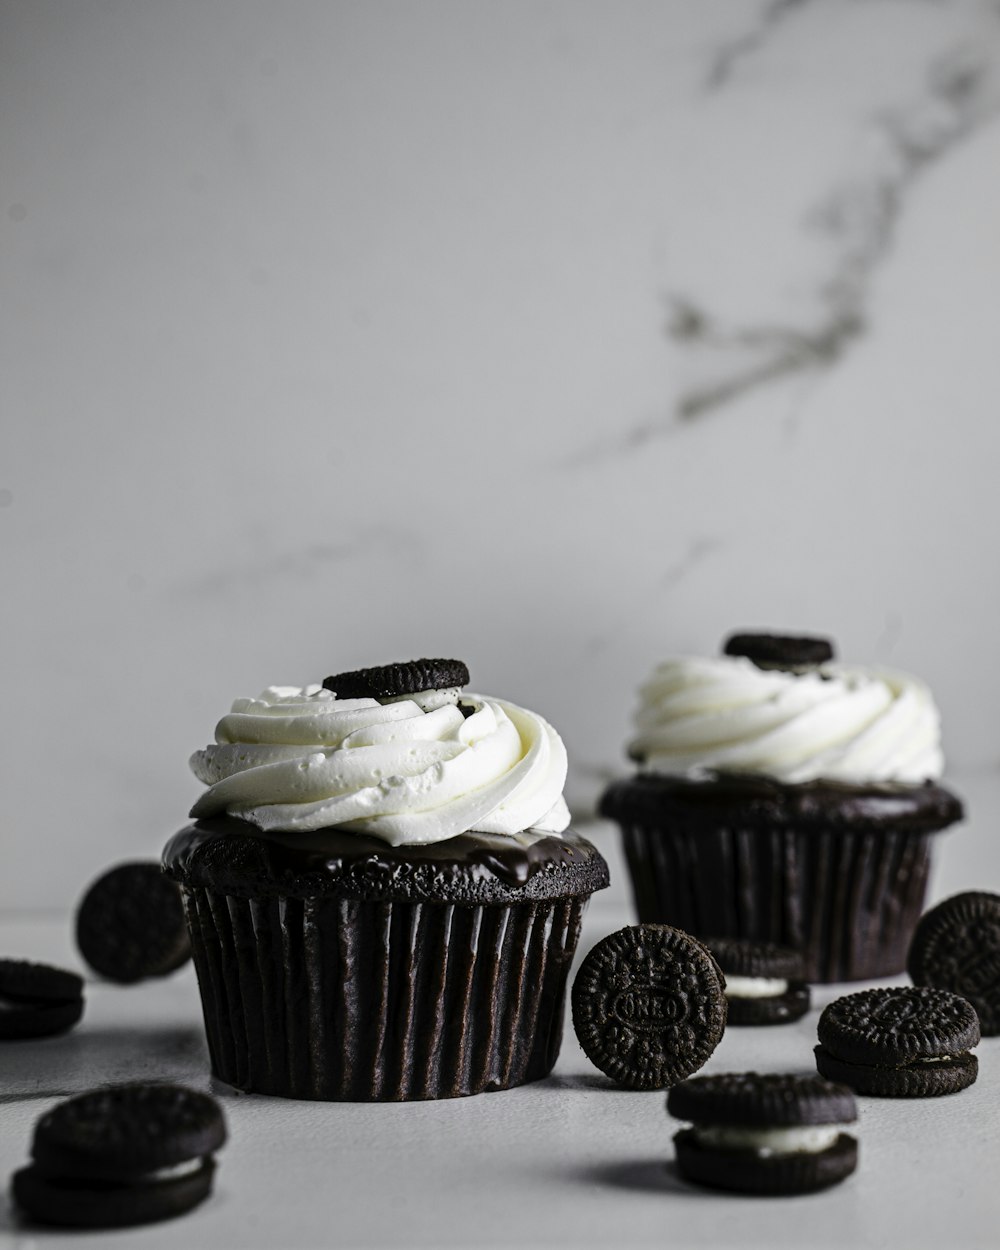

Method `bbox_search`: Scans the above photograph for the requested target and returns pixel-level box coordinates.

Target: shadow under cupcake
[599,633,963,983]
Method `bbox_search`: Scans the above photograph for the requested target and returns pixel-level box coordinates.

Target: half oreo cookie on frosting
[668,1072,858,1195]
[815,986,981,1097]
[571,925,727,1090]
[322,658,470,702]
[722,632,835,670]
[700,938,810,1025]
[907,891,1000,1036]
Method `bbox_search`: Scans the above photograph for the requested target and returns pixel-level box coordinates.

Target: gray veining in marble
[579,536,723,659]
[3,0,1000,908]
[706,0,811,91]
[669,2,1000,424]
[176,526,425,598]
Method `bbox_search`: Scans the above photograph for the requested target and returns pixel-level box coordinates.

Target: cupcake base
[182,889,587,1100]
[164,817,608,1100]
[603,776,962,983]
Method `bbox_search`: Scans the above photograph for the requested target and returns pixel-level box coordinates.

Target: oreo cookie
[0,959,85,1040]
[701,938,810,1025]
[723,632,834,670]
[11,1082,226,1228]
[322,658,470,700]
[76,862,191,984]
[571,925,727,1090]
[815,986,980,1097]
[908,891,1000,1036]
[668,1072,858,1195]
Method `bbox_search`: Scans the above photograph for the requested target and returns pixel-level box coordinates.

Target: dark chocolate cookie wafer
[815,985,980,1097]
[668,1072,858,1195]
[0,959,85,1040]
[11,1082,226,1228]
[700,938,810,1025]
[323,658,470,700]
[908,891,1000,1036]
[76,862,190,983]
[571,925,726,1090]
[723,632,834,670]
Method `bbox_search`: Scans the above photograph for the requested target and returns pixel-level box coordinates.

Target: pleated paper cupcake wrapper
[181,888,589,1100]
[619,822,934,982]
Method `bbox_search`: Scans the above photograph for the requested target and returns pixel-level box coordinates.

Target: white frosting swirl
[630,656,943,784]
[190,685,570,846]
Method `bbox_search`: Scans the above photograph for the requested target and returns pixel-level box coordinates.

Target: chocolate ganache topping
[162,817,608,905]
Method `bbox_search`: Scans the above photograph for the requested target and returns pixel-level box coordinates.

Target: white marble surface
[4,4,1000,1245]
[3,0,1000,909]
[2,789,999,1250]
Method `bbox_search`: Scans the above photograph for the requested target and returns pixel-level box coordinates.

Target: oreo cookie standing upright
[815,985,980,1097]
[701,938,810,1025]
[0,959,85,1040]
[11,1082,227,1228]
[668,1072,858,1195]
[908,891,1000,1036]
[76,862,191,983]
[571,925,727,1090]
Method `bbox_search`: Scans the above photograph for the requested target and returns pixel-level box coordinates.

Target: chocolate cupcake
[164,660,608,1100]
[600,633,963,982]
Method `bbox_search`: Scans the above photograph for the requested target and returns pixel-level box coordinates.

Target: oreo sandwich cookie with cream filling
[668,1072,858,1195]
[11,1082,226,1228]
[907,890,1000,1036]
[815,985,980,1097]
[700,938,810,1025]
[722,632,835,671]
[571,924,727,1090]
[0,959,85,1040]
[76,862,191,984]
[323,658,470,707]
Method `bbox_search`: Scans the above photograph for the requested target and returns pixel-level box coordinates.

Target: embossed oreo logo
[611,982,688,1031]
[869,995,920,1029]
[960,951,1000,997]
[570,925,727,1090]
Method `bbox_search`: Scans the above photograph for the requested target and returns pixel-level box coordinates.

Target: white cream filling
[380,687,461,711]
[147,1157,207,1182]
[692,1124,846,1156]
[723,975,789,999]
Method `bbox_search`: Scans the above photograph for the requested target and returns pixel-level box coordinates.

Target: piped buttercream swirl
[629,656,943,785]
[190,685,570,846]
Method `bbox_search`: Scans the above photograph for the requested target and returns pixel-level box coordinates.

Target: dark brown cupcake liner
[180,887,589,1100]
[619,822,935,982]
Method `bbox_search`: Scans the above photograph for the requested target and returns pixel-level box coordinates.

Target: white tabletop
[2,777,999,1250]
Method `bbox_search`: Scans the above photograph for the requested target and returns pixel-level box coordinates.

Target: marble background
[3,0,999,910]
